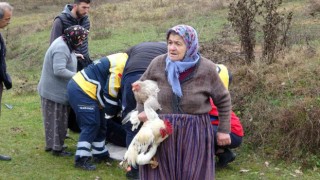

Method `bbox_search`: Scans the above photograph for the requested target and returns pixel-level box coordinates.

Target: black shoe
[0,155,11,161]
[45,145,67,152]
[52,150,73,157]
[45,147,52,152]
[216,149,236,168]
[92,153,112,164]
[126,167,140,180]
[75,157,96,171]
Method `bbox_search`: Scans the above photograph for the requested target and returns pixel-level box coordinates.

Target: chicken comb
[164,119,173,135]
[160,119,173,138]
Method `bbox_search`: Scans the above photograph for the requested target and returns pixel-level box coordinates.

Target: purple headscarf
[165,24,200,97]
[62,25,89,51]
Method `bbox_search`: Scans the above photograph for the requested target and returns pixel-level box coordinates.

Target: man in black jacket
[50,0,91,71]
[0,2,13,161]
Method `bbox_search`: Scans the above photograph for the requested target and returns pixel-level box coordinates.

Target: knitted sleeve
[210,63,231,133]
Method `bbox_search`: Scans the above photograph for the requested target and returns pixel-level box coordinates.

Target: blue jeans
[67,79,109,161]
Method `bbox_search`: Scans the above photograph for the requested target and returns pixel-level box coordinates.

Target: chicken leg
[150,156,159,169]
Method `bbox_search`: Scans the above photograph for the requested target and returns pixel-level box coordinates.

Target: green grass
[0,92,126,180]
[1,92,320,179]
[90,25,165,57]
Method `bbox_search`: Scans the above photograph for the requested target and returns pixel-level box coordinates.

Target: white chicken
[120,80,173,169]
[121,80,162,130]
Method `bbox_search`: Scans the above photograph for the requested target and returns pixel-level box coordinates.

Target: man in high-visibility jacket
[67,53,128,170]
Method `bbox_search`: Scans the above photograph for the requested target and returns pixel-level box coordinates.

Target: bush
[228,0,261,64]
[261,0,293,64]
[308,0,320,16]
[228,0,293,64]
[231,46,320,166]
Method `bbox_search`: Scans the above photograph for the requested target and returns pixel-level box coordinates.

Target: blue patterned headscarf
[165,24,200,97]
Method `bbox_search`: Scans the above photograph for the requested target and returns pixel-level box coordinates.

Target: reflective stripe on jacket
[72,53,128,109]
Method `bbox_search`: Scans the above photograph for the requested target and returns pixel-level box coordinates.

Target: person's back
[67,53,128,171]
[123,42,167,78]
[121,41,167,118]
[75,53,128,115]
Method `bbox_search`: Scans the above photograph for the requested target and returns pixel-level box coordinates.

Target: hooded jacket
[50,4,91,71]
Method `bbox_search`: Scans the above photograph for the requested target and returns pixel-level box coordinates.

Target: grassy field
[1,91,319,179]
[1,93,319,179]
[1,0,320,179]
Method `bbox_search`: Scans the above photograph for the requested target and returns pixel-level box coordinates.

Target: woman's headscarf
[62,25,89,51]
[165,24,200,97]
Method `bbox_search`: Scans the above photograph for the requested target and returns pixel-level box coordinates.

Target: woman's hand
[216,132,231,146]
[138,111,148,122]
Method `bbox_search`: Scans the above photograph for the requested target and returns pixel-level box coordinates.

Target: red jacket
[209,98,244,137]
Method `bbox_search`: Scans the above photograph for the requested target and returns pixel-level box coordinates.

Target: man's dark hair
[74,0,91,4]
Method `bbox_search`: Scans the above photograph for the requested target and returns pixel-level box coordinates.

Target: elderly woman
[38,25,89,157]
[136,24,232,179]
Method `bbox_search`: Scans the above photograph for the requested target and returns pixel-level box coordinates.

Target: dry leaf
[295,169,303,175]
[290,173,297,177]
[240,169,250,173]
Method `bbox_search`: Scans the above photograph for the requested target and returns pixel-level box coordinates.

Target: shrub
[228,0,262,64]
[261,0,293,64]
[228,0,293,64]
[308,0,320,16]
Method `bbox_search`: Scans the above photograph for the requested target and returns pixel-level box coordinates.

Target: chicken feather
[120,80,173,169]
